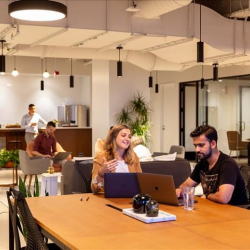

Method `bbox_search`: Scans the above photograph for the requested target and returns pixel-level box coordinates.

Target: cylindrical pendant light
[116,45,123,77]
[149,72,153,88]
[70,58,74,88]
[41,58,44,91]
[155,71,159,93]
[201,65,204,89]
[41,80,44,91]
[213,63,218,81]
[197,5,204,63]
[0,40,6,75]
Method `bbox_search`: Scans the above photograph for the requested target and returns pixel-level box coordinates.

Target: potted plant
[116,92,152,145]
[0,148,20,168]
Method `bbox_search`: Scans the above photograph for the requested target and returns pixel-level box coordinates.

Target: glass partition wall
[180,75,250,161]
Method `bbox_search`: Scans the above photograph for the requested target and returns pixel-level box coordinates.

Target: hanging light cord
[71,58,72,75]
[41,58,43,80]
[202,65,203,78]
[1,41,3,55]
[200,4,202,42]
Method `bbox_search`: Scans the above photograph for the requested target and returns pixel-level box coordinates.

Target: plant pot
[4,161,14,168]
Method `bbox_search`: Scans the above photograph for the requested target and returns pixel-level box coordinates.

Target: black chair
[6,188,61,250]
[240,166,250,202]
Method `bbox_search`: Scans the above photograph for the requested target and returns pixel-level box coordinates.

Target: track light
[0,40,6,75]
[213,63,218,81]
[41,80,44,91]
[197,5,204,63]
[149,72,153,88]
[70,58,74,88]
[12,56,19,77]
[116,45,123,77]
[8,0,67,21]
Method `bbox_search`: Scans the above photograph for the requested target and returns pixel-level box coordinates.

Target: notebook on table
[104,173,140,198]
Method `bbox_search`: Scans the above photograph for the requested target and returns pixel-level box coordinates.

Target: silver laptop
[137,173,185,206]
[52,152,71,161]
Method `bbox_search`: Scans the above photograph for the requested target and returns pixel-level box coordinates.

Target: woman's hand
[99,157,118,176]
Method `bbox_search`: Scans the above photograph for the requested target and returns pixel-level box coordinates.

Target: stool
[7,140,23,150]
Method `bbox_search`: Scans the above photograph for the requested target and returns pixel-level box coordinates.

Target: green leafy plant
[19,175,40,197]
[116,92,152,145]
[0,149,19,168]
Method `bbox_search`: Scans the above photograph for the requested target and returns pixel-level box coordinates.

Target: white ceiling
[1,1,250,72]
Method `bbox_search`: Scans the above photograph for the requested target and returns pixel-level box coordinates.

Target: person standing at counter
[21,104,47,145]
[32,121,57,158]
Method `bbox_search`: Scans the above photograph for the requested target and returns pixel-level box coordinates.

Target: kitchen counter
[0,127,92,156]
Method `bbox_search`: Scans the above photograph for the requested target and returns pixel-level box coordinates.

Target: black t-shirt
[190,152,247,205]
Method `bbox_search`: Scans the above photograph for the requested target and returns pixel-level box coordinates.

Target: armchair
[19,150,52,191]
[227,131,248,158]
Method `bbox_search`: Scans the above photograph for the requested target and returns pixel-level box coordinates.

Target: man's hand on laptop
[43,154,52,158]
[176,188,182,198]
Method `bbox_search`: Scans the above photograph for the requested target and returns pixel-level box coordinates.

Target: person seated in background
[91,124,142,194]
[32,121,58,158]
[94,126,114,155]
[176,125,248,206]
[131,135,153,161]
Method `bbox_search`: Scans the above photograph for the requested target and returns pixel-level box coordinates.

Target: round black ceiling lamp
[8,0,67,21]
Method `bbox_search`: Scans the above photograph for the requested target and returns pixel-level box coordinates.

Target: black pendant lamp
[201,65,205,89]
[41,58,44,91]
[213,63,218,81]
[70,58,74,88]
[0,40,6,75]
[197,4,204,63]
[149,71,153,88]
[8,0,67,21]
[155,71,159,93]
[116,45,123,77]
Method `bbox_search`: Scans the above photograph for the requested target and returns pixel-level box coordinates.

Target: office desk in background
[24,194,250,250]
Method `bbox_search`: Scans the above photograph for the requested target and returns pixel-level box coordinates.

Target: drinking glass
[182,187,195,211]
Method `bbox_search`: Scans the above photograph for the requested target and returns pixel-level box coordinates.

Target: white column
[91,60,110,155]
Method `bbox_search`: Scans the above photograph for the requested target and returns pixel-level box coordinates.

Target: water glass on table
[182,187,195,211]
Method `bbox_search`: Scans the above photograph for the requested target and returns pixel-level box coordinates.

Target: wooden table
[24,194,250,249]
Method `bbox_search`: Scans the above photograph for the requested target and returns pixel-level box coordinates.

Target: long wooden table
[24,194,250,249]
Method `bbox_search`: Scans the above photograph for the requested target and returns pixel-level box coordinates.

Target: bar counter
[0,127,92,157]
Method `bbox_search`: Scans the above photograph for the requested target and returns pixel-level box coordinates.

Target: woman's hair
[103,124,136,164]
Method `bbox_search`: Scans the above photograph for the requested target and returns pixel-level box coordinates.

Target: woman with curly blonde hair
[91,124,142,194]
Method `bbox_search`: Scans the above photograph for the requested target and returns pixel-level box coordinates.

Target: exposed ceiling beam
[30,28,68,48]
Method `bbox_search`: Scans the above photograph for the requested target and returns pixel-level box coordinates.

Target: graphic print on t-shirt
[200,171,219,196]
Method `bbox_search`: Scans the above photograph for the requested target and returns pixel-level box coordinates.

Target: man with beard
[32,121,57,158]
[176,125,247,205]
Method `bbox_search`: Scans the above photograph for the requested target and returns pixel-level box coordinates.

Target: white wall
[0,74,90,125]
[109,61,150,126]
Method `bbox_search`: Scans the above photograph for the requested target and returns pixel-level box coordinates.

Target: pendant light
[149,71,153,88]
[116,45,123,77]
[155,71,159,93]
[41,58,44,91]
[43,58,50,78]
[213,63,218,81]
[8,0,67,22]
[0,40,6,75]
[201,65,204,89]
[12,56,19,77]
[197,4,204,63]
[70,58,74,88]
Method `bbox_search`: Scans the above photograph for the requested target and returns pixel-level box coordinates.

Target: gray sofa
[61,158,191,195]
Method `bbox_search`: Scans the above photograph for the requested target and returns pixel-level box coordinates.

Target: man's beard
[197,147,212,161]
